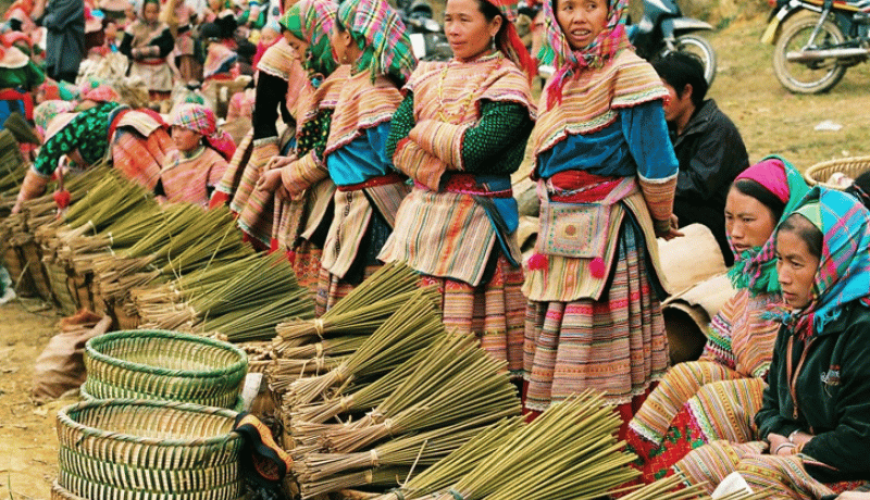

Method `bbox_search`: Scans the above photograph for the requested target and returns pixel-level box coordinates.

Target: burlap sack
[664,272,735,364]
[32,310,112,401]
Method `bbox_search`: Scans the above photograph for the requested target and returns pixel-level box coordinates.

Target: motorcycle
[627,0,718,85]
[762,0,870,94]
[396,0,452,62]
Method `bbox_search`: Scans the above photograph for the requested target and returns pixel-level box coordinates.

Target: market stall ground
[0,301,69,500]
[1,13,870,500]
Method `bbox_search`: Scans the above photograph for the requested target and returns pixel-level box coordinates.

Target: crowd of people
[2,0,870,497]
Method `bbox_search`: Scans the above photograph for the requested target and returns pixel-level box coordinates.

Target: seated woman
[627,157,809,483]
[12,84,171,212]
[674,186,870,499]
[160,103,234,207]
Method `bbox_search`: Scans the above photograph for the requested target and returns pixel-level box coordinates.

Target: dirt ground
[1,12,869,500]
[0,300,75,500]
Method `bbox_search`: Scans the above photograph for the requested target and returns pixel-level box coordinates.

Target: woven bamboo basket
[20,239,53,301]
[804,156,870,190]
[44,258,78,316]
[84,330,248,408]
[56,399,245,500]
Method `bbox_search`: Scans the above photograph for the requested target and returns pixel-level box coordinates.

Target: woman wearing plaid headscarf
[521,0,679,434]
[377,0,536,375]
[293,0,416,314]
[256,0,348,296]
[160,103,234,207]
[673,187,870,499]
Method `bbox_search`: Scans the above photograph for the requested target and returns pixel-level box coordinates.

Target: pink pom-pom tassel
[528,252,548,271]
[590,257,606,278]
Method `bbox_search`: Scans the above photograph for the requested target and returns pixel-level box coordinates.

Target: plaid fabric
[170,103,236,160]
[34,100,76,137]
[336,0,416,84]
[729,156,809,295]
[769,187,870,340]
[279,0,337,80]
[542,0,633,108]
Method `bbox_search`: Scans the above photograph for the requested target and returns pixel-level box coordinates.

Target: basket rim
[79,383,247,411]
[58,398,243,446]
[85,329,248,379]
[804,155,870,188]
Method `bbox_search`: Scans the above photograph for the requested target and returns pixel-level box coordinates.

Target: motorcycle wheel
[773,13,846,94]
[672,35,717,86]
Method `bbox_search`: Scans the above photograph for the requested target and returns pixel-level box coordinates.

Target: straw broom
[309,335,521,454]
[273,262,430,352]
[368,418,526,500]
[282,289,445,408]
[196,288,315,341]
[269,355,350,394]
[612,476,709,500]
[302,467,412,499]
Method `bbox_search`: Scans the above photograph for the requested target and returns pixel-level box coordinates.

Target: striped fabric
[628,289,781,450]
[380,187,502,287]
[213,129,253,207]
[531,50,669,157]
[523,221,669,411]
[324,70,403,156]
[108,127,170,190]
[321,183,409,279]
[235,138,279,247]
[420,254,526,377]
[256,39,297,81]
[293,242,323,299]
[161,146,228,207]
[639,176,678,231]
[381,53,534,286]
[674,442,848,499]
[687,378,767,445]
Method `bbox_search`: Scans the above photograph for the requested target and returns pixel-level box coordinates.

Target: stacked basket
[82,330,249,409]
[54,399,246,500]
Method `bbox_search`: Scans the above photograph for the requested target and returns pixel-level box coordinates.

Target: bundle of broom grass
[281,289,445,410]
[133,252,315,341]
[368,418,526,500]
[296,424,500,499]
[292,334,522,455]
[273,262,426,353]
[412,391,637,500]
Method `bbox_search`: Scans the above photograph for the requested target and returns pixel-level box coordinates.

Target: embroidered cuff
[393,137,448,191]
[408,119,469,171]
[252,136,279,148]
[280,151,328,198]
[639,175,676,224]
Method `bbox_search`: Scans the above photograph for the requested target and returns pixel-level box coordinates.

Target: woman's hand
[768,433,797,456]
[789,430,813,447]
[266,154,296,171]
[256,169,282,193]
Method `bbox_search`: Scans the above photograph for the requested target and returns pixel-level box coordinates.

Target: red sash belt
[336,172,405,192]
[549,170,622,203]
[415,173,513,198]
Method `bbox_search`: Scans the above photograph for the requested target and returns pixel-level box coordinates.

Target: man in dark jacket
[43,0,85,83]
[654,53,749,266]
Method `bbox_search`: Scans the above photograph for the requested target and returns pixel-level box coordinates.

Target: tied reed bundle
[278,336,368,361]
[296,422,515,498]
[370,419,526,500]
[304,467,412,499]
[274,262,429,352]
[304,335,521,454]
[269,355,349,395]
[282,289,445,408]
[3,112,40,145]
[66,202,163,255]
[290,335,449,425]
[62,175,155,236]
[425,391,638,500]
[196,287,315,341]
[612,476,709,500]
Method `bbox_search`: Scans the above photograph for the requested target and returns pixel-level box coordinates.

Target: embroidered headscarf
[729,155,809,295]
[768,187,870,340]
[279,0,338,85]
[83,85,121,103]
[335,0,416,84]
[170,103,237,161]
[34,100,77,139]
[542,0,633,107]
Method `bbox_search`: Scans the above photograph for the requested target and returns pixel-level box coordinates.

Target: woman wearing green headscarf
[256,0,346,297]
[290,0,417,314]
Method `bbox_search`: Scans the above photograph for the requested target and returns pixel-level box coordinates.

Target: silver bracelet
[773,442,797,455]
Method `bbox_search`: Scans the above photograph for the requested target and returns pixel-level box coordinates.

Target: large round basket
[804,156,870,190]
[56,399,245,500]
[84,330,248,408]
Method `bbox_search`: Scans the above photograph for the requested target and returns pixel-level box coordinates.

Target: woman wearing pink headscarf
[626,157,810,483]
